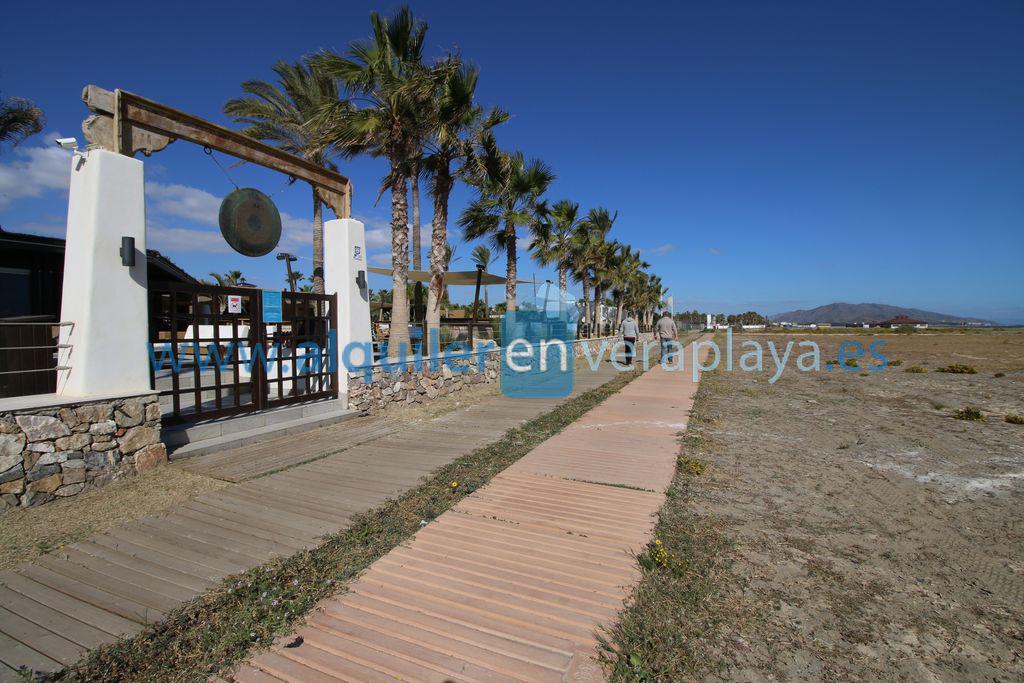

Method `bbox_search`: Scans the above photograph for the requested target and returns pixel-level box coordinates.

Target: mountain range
[770,303,994,326]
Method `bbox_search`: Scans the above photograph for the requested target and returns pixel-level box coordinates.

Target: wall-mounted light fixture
[119,236,136,267]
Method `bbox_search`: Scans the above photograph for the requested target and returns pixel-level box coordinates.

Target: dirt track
[693,331,1024,680]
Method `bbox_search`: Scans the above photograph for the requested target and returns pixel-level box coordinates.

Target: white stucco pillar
[323,218,372,394]
[57,149,150,397]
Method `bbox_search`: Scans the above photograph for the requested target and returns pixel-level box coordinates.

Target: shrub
[905,366,927,374]
[937,364,977,374]
[953,406,985,421]
[994,372,1005,378]
[680,457,707,476]
[844,358,859,367]
[889,359,903,366]
[1006,414,1024,425]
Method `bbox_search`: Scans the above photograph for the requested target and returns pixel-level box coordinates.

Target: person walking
[619,311,640,366]
[655,310,678,361]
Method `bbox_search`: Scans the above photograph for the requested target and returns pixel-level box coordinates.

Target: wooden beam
[82,85,352,218]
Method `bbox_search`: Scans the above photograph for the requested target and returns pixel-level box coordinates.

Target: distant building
[874,315,928,329]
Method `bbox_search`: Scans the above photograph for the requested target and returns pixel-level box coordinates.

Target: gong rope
[203,147,239,190]
[203,146,298,199]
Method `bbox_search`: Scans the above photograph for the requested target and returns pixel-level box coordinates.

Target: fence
[0,319,72,399]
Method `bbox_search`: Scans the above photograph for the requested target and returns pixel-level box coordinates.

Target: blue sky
[1,0,1022,322]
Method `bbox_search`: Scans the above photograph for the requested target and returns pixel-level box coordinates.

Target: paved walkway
[0,365,622,680]
[227,360,704,682]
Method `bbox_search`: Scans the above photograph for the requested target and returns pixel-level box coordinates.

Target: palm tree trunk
[312,188,325,294]
[504,220,517,311]
[387,168,411,359]
[558,266,567,294]
[411,164,421,270]
[616,299,625,329]
[411,163,423,326]
[581,278,590,337]
[593,285,602,338]
[425,174,452,346]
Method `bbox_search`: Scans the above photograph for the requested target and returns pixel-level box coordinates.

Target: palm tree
[590,238,620,337]
[421,62,506,337]
[529,199,581,293]
[460,136,554,311]
[209,270,244,287]
[224,61,340,294]
[284,270,303,290]
[314,6,436,358]
[571,207,616,336]
[607,244,647,329]
[470,243,498,314]
[0,94,45,151]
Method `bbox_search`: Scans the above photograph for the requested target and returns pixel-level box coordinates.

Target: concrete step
[165,397,356,460]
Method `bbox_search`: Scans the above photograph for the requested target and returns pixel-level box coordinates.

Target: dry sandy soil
[693,331,1024,680]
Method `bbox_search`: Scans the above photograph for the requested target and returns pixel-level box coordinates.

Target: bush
[905,366,927,374]
[844,358,859,367]
[889,359,903,367]
[953,406,985,421]
[1006,414,1024,425]
[994,372,1005,378]
[937,364,977,374]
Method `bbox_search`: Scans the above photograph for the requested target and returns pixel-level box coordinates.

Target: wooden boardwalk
[0,363,621,681]
[228,359,706,682]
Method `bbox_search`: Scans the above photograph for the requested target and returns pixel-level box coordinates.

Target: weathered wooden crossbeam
[81,85,352,218]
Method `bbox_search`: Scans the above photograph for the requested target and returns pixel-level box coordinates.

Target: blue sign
[262,290,283,323]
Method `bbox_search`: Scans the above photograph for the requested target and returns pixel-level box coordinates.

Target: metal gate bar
[149,283,338,424]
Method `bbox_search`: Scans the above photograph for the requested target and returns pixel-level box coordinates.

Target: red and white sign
[227,295,242,314]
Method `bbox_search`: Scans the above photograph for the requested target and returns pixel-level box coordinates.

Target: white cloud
[369,252,393,266]
[0,137,72,208]
[147,223,232,254]
[145,182,221,226]
[640,243,676,257]
[10,222,65,238]
[144,180,311,253]
[708,247,721,256]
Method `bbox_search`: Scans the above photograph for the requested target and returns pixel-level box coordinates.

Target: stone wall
[347,336,639,415]
[0,393,166,510]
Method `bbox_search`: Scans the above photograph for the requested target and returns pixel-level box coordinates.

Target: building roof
[0,228,197,283]
[0,228,66,252]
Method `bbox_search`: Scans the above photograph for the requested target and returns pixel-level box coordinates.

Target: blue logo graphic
[500,284,578,398]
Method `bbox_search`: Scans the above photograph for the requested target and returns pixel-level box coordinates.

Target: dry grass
[0,468,226,571]
[382,378,501,424]
[599,370,752,680]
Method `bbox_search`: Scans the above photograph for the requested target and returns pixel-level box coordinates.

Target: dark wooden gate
[149,283,338,424]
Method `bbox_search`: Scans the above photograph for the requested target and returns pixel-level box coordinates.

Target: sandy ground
[693,331,1024,681]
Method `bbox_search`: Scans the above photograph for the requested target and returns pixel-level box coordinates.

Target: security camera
[55,137,79,151]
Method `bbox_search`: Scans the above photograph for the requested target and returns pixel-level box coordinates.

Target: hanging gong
[218,188,282,257]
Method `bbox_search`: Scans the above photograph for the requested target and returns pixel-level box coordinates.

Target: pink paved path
[227,358,705,683]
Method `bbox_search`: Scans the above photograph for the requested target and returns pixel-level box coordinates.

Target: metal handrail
[0,345,71,351]
[0,366,71,376]
[0,321,73,326]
